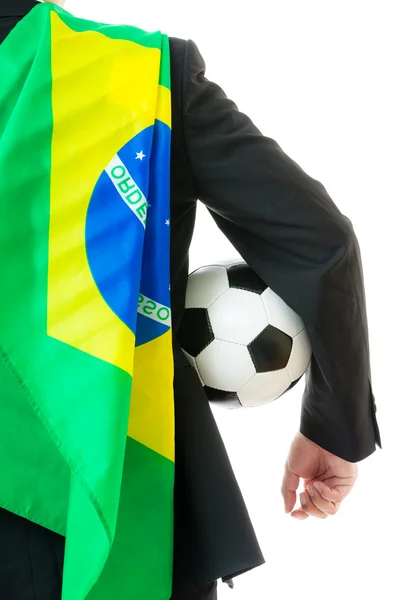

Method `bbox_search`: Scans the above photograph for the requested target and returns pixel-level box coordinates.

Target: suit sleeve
[180,39,382,463]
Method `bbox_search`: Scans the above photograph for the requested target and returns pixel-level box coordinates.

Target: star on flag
[135,150,146,161]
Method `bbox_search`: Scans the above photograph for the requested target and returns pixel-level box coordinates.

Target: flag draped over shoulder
[0,3,174,599]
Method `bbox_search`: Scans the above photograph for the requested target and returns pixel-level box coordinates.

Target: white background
[65,1,398,598]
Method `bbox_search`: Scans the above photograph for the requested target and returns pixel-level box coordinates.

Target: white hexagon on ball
[286,328,312,381]
[237,369,292,407]
[261,288,305,337]
[185,266,229,309]
[181,349,205,386]
[208,288,268,345]
[196,339,256,392]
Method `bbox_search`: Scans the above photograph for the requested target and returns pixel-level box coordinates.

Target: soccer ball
[177,260,312,408]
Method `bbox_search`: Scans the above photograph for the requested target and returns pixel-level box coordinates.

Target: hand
[281,431,358,519]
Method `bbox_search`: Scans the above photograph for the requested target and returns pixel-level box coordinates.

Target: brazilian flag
[0,3,174,599]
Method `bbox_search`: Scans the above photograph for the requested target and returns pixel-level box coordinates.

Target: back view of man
[0,1,382,599]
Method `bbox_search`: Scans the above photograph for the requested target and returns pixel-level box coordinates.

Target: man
[0,1,382,599]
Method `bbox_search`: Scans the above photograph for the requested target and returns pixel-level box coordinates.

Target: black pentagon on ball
[203,386,241,408]
[177,307,214,357]
[248,325,293,372]
[227,262,267,294]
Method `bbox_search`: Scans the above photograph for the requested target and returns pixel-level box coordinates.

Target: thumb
[281,461,300,513]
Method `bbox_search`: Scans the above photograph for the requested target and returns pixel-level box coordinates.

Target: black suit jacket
[1,1,382,594]
[169,36,381,460]
[169,36,382,589]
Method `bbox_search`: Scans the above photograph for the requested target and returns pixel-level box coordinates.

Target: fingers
[281,461,300,514]
[291,484,341,520]
[299,491,329,519]
[307,485,340,517]
[313,481,343,505]
[290,508,309,520]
